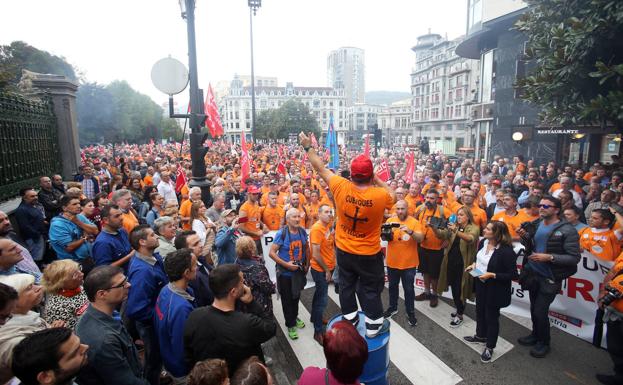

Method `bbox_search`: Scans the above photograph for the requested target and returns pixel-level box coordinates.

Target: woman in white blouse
[464,221,518,364]
[190,200,216,257]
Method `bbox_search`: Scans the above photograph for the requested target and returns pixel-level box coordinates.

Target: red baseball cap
[247,185,261,194]
[446,172,454,177]
[350,155,373,179]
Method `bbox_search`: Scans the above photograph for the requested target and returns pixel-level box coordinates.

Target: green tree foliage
[255,99,320,140]
[515,0,623,128]
[161,118,183,142]
[0,41,77,90]
[76,82,115,143]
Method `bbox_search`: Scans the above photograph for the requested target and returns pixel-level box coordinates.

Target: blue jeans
[25,235,45,262]
[387,267,416,316]
[135,319,162,385]
[311,268,329,333]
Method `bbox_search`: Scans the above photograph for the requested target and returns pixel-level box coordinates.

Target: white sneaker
[450,316,463,328]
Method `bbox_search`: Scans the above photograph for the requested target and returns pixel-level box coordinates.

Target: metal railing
[0,92,61,201]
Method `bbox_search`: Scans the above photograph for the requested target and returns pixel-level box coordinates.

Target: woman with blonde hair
[41,259,88,329]
[236,236,275,318]
[464,221,518,363]
[433,205,480,328]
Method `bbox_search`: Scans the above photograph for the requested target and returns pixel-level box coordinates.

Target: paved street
[263,284,611,385]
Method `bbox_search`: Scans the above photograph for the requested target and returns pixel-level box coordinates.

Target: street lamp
[248,0,261,142]
[178,0,212,207]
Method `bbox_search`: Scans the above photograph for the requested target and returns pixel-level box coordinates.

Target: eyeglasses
[539,204,554,209]
[107,276,128,290]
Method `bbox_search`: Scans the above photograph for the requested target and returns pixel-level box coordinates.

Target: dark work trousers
[528,276,561,345]
[337,248,384,323]
[447,254,465,315]
[607,319,623,380]
[277,274,300,328]
[475,279,502,349]
[387,267,416,316]
[135,319,162,385]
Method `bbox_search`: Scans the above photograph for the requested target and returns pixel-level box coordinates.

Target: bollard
[327,312,390,385]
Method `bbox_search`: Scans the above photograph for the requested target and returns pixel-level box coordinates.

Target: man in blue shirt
[268,208,309,340]
[92,205,134,269]
[126,224,168,385]
[154,248,197,381]
[14,187,47,262]
[49,196,99,263]
[215,209,241,265]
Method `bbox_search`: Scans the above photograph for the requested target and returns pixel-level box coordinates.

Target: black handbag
[518,263,538,290]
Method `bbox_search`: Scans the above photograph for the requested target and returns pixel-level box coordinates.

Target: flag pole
[179,117,188,158]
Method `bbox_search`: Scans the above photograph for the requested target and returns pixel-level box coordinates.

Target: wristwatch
[303,146,311,152]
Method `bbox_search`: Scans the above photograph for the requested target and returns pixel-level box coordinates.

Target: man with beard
[38,176,63,221]
[15,188,47,263]
[12,327,89,385]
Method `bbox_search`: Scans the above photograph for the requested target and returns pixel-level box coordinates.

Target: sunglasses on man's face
[539,204,554,209]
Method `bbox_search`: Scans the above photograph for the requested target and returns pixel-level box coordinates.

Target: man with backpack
[517,195,581,358]
[268,208,310,340]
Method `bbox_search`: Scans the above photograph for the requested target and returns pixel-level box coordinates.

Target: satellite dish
[151,57,189,95]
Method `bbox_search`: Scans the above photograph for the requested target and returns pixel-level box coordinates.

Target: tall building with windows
[456,0,618,165]
[377,99,413,147]
[219,75,347,143]
[327,47,365,107]
[410,33,479,155]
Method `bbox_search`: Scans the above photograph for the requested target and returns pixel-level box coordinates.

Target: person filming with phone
[464,221,518,363]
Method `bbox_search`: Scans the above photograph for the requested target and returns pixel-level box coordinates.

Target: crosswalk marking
[326,289,462,385]
[401,286,514,361]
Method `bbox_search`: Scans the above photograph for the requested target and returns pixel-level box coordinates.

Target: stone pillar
[19,70,80,180]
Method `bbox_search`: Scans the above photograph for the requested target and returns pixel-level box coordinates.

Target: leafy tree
[161,118,183,141]
[0,41,77,90]
[255,99,320,140]
[76,82,115,143]
[515,0,623,129]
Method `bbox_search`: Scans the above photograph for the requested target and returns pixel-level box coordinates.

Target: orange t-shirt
[239,200,262,240]
[405,194,424,212]
[465,204,488,230]
[579,227,623,262]
[491,210,528,238]
[385,216,422,269]
[306,202,321,228]
[520,208,539,223]
[261,185,271,195]
[329,175,393,255]
[122,211,139,234]
[309,221,336,272]
[143,174,153,186]
[179,199,193,230]
[415,205,451,250]
[319,195,334,208]
[261,205,284,231]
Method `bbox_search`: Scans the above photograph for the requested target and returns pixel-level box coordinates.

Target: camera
[428,216,448,230]
[599,285,623,307]
[381,223,401,241]
[611,202,623,216]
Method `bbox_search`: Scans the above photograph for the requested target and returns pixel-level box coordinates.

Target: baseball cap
[247,185,261,194]
[446,172,454,177]
[269,180,277,185]
[491,179,502,186]
[350,155,373,179]
[221,209,236,218]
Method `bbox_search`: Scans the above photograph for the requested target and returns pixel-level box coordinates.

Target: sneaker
[450,315,463,328]
[530,343,550,358]
[366,319,390,338]
[288,327,299,340]
[415,292,430,301]
[343,315,359,328]
[313,332,324,346]
[407,314,418,327]
[295,318,306,329]
[429,295,439,308]
[480,347,493,363]
[383,308,398,319]
[517,334,538,346]
[464,335,487,344]
[450,311,458,318]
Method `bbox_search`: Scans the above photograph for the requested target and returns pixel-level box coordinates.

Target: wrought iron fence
[0,92,61,201]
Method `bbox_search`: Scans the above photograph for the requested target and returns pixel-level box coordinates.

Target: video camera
[381,223,400,241]
[427,216,449,230]
[599,285,623,308]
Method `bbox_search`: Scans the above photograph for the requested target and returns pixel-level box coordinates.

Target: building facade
[219,75,347,143]
[344,103,383,148]
[327,47,365,107]
[410,33,479,155]
[377,99,413,147]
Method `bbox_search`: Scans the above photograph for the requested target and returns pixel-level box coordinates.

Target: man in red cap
[299,132,396,338]
[239,185,268,253]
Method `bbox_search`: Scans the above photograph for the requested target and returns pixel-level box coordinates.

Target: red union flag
[405,152,415,184]
[364,135,370,158]
[175,166,187,193]
[204,84,224,137]
[240,133,250,188]
[377,159,390,182]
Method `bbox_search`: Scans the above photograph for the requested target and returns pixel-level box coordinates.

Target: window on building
[454,106,462,117]
[456,88,463,100]
[448,91,453,100]
[245,111,250,119]
[235,122,239,128]
[235,111,239,119]
[246,122,250,128]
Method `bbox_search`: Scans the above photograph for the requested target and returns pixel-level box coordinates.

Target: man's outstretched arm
[299,132,335,185]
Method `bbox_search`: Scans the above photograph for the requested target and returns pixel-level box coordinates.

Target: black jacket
[477,243,519,308]
[183,300,276,375]
[520,219,581,281]
[38,188,63,221]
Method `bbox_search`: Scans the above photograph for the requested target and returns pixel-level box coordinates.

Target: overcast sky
[0,0,467,106]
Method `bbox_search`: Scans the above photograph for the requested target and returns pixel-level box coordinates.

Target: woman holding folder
[464,221,519,363]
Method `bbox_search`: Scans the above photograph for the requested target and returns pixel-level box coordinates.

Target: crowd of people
[0,136,623,384]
